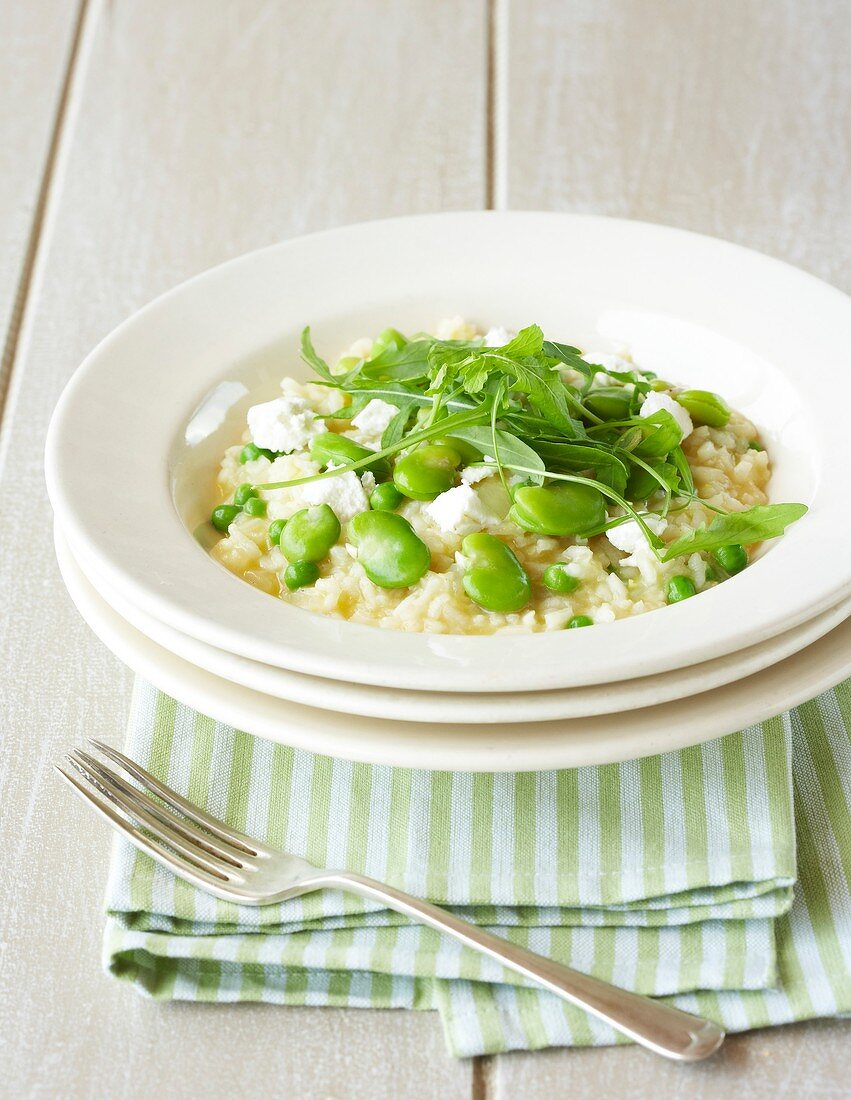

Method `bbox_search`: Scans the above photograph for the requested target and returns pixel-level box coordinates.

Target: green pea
[243,496,267,517]
[239,443,275,463]
[566,615,594,629]
[309,432,390,479]
[712,543,748,575]
[284,560,320,591]
[649,379,674,392]
[676,389,731,429]
[268,518,287,545]
[666,575,696,604]
[509,482,606,537]
[369,482,404,511]
[279,504,341,563]
[393,444,462,501]
[584,387,633,421]
[542,563,580,593]
[634,410,684,459]
[349,511,431,588]
[211,504,241,532]
[370,327,407,357]
[233,483,257,507]
[748,440,765,452]
[461,533,531,613]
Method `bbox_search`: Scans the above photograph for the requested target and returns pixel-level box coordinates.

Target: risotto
[208,319,805,635]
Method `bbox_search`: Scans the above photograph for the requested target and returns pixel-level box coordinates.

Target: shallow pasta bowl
[45,212,851,692]
[54,523,851,770]
[62,521,851,724]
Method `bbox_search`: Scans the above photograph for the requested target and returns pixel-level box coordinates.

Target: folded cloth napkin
[104,679,851,1056]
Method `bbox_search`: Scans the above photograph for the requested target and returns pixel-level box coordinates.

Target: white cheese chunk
[298,470,369,524]
[360,470,377,495]
[639,391,694,439]
[350,399,398,447]
[247,395,322,453]
[483,326,515,347]
[424,484,497,535]
[606,514,667,554]
[460,464,493,485]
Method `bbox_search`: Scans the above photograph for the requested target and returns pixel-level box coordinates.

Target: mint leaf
[661,503,808,560]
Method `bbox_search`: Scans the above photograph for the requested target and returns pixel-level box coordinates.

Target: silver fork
[57,739,725,1062]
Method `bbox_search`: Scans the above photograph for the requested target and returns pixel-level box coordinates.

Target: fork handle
[321,871,723,1062]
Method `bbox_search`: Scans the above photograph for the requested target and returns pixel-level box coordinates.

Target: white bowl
[64,523,851,724]
[45,213,851,692]
[55,523,851,770]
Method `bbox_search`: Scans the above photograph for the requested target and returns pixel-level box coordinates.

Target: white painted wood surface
[500,0,851,292]
[0,2,482,1096]
[0,1,81,394]
[495,0,851,1091]
[0,0,849,1095]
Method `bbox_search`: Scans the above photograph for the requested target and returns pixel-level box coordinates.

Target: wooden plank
[495,0,851,1092]
[490,1020,851,1100]
[0,1,485,1096]
[0,1,82,405]
[500,0,851,290]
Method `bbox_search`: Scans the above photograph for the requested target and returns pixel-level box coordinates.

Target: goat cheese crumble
[639,391,694,439]
[247,395,322,453]
[349,399,398,448]
[424,484,497,535]
[299,471,369,523]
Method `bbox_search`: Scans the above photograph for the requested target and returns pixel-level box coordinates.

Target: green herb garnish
[256,324,807,564]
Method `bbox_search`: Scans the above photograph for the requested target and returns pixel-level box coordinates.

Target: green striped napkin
[104,679,851,1056]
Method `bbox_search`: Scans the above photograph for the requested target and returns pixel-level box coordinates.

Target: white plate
[65,523,851,724]
[55,525,851,770]
[45,212,851,692]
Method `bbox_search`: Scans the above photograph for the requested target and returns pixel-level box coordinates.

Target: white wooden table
[2,2,849,1095]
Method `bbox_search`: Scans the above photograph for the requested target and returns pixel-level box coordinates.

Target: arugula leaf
[300,327,336,383]
[448,425,546,484]
[661,504,808,561]
[330,380,475,413]
[358,339,433,382]
[501,324,545,357]
[669,445,695,496]
[634,409,683,459]
[325,392,371,422]
[541,340,590,377]
[381,401,416,449]
[530,441,628,494]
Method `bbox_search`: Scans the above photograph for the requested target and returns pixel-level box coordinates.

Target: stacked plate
[45,213,851,770]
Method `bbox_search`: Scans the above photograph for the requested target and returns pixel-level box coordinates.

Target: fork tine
[87,738,260,855]
[54,764,250,902]
[71,749,245,868]
[67,751,246,879]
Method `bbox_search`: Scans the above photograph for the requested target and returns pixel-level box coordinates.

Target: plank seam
[0,0,94,444]
[485,0,496,209]
[472,1052,494,1099]
[489,0,508,211]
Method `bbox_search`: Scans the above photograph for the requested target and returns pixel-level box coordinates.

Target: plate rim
[45,210,851,692]
[54,518,851,771]
[61,521,851,725]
